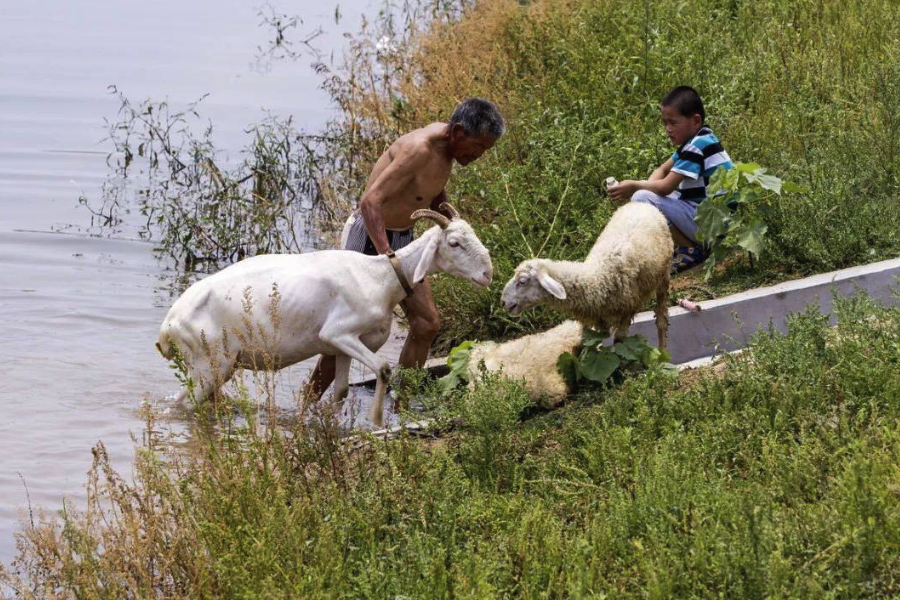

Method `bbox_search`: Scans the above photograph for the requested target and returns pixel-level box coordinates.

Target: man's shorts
[630,190,699,243]
[339,210,414,255]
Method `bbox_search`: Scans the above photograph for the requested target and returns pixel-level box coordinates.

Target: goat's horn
[411,209,451,229]
[439,202,460,220]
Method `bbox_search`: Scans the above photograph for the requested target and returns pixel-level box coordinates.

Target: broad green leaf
[557,352,581,388]
[782,181,809,193]
[734,219,768,256]
[736,162,762,173]
[613,335,649,361]
[579,347,620,383]
[756,173,783,194]
[743,169,782,194]
[582,328,610,349]
[735,188,761,205]
[723,167,740,191]
[447,340,475,379]
[694,195,731,243]
[707,167,726,195]
[436,373,461,395]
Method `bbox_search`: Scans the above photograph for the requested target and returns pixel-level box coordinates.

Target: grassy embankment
[3,295,900,597]
[354,0,900,347]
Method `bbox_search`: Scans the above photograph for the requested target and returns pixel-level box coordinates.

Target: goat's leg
[655,282,670,352]
[320,333,391,428]
[332,354,352,403]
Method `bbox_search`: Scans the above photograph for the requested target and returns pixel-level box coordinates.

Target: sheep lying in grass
[157,204,492,427]
[467,320,583,408]
[501,202,671,349]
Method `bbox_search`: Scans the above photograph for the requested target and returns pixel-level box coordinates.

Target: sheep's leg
[655,283,669,352]
[612,316,632,343]
[320,333,391,428]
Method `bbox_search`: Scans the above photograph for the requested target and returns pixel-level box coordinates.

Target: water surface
[0,0,380,562]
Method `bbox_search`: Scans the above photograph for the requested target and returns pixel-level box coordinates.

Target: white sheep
[500,202,671,349]
[157,204,492,427]
[466,320,583,408]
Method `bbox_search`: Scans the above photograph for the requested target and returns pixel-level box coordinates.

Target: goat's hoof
[378,364,392,382]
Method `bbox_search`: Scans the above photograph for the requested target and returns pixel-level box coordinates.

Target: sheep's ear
[538,271,566,299]
[413,234,441,283]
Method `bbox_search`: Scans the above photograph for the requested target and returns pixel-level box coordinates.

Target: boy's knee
[630,189,658,204]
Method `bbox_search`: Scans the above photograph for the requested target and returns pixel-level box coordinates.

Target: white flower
[375,35,397,55]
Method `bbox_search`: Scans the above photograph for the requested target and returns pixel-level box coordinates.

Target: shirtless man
[305,97,505,401]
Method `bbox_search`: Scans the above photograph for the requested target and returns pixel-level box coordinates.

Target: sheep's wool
[467,320,583,408]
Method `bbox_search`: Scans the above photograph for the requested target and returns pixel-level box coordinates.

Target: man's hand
[608,180,640,203]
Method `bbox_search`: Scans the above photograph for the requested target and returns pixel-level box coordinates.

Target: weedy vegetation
[4,294,900,598]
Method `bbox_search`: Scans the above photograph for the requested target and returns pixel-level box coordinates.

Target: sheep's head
[501,260,567,316]
[410,203,492,287]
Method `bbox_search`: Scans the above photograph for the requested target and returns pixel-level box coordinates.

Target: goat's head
[501,259,566,316]
[410,203,492,287]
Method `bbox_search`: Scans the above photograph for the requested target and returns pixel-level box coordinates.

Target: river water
[0,0,383,563]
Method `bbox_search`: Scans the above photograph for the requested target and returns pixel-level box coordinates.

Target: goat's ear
[538,271,567,300]
[413,234,441,283]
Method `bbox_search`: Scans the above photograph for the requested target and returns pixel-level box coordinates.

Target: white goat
[157,204,492,426]
[467,320,583,408]
[501,202,671,349]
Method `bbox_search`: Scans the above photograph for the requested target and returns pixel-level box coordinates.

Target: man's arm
[359,144,427,254]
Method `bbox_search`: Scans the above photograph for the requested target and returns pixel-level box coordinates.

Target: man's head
[660,86,705,146]
[446,97,504,165]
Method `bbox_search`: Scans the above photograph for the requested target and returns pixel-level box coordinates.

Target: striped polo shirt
[670,126,733,204]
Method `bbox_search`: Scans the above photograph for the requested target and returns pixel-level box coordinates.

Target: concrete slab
[628,257,900,364]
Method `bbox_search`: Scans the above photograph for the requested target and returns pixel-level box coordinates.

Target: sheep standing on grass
[157,205,492,427]
[501,202,671,349]
[467,320,583,408]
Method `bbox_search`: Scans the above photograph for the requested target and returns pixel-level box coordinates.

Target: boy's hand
[608,180,639,203]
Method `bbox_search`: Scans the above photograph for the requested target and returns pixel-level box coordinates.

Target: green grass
[407,0,900,346]
[5,293,900,598]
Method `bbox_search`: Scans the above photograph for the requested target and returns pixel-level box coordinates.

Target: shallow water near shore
[0,0,382,562]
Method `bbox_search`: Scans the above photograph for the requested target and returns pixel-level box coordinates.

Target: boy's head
[660,86,705,146]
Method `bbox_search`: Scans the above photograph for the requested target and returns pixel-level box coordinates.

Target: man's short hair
[449,98,505,138]
[660,86,705,122]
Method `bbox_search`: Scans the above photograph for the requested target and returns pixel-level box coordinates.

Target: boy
[609,86,733,273]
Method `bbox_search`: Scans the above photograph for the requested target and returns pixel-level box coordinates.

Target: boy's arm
[609,158,684,201]
[648,157,674,181]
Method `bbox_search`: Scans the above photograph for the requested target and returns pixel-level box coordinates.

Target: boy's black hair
[660,86,705,122]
